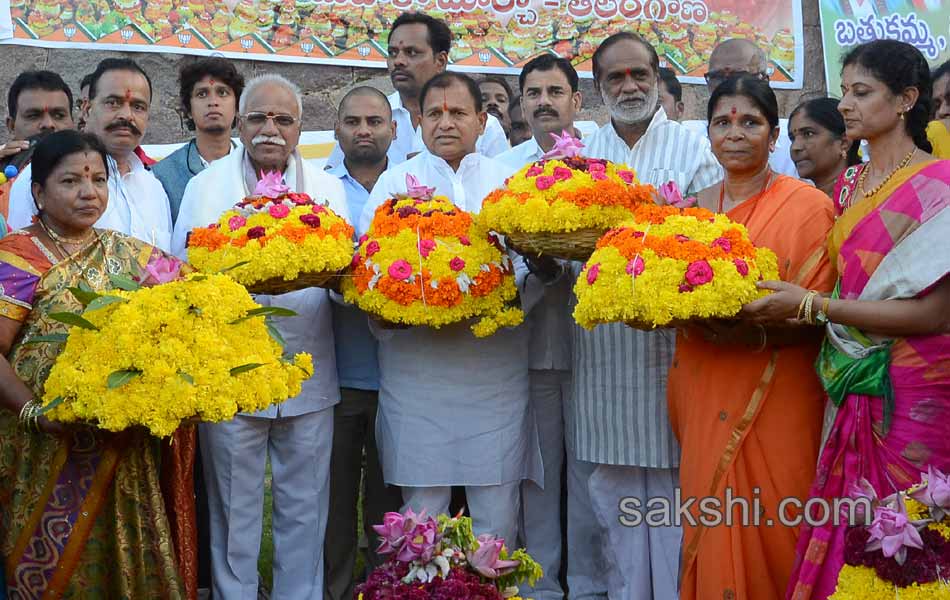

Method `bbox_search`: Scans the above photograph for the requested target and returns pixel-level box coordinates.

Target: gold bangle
[797,293,810,321]
[804,291,818,325]
[18,400,39,433]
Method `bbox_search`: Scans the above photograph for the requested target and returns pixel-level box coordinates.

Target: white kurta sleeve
[171,176,200,260]
[7,164,37,230]
[476,114,511,158]
[360,170,396,236]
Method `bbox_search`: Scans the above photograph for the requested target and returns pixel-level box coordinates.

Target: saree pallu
[0,230,197,599]
[786,160,950,600]
[668,176,837,600]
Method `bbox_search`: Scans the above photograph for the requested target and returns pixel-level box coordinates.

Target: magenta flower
[397,205,421,218]
[228,215,247,231]
[626,256,645,277]
[468,535,521,579]
[552,166,573,181]
[541,129,585,159]
[269,204,290,219]
[587,161,606,175]
[254,170,290,197]
[675,234,691,243]
[365,240,381,257]
[712,237,732,252]
[373,511,408,556]
[137,253,183,287]
[288,193,311,205]
[312,204,327,214]
[535,175,557,190]
[246,226,266,239]
[525,165,544,177]
[418,239,437,258]
[633,231,645,238]
[371,509,440,564]
[350,253,361,269]
[459,235,471,246]
[685,260,714,286]
[733,259,749,276]
[590,171,607,181]
[846,477,879,523]
[910,466,950,519]
[865,498,925,565]
[358,233,369,244]
[659,180,684,206]
[617,170,635,184]
[299,214,322,228]
[388,259,412,280]
[449,257,466,272]
[586,263,600,284]
[678,283,694,293]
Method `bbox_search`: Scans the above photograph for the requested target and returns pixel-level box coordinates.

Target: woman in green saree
[0,131,197,599]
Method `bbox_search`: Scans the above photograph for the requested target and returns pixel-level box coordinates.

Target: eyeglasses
[241,111,298,128]
[704,69,770,85]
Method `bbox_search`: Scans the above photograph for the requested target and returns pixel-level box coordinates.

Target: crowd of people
[0,10,949,600]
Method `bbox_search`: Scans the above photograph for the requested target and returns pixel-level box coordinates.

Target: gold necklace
[857,148,916,199]
[37,218,96,258]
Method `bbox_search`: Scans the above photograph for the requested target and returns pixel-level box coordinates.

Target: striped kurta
[571,109,721,467]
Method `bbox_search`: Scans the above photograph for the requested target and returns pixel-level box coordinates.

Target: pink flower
[299,214,322,228]
[591,171,607,181]
[733,259,749,276]
[541,129,585,159]
[910,466,950,519]
[228,215,247,231]
[675,234,691,243]
[372,509,441,564]
[397,205,421,218]
[312,204,327,214]
[525,165,544,177]
[366,240,381,257]
[269,203,290,219]
[288,193,311,205]
[358,234,369,244]
[468,534,521,579]
[846,478,879,523]
[136,253,183,287]
[633,231,645,238]
[626,256,645,277]
[388,259,412,280]
[587,161,606,174]
[865,498,925,565]
[418,238,437,258]
[350,253,361,269]
[552,166,573,181]
[459,235,471,246]
[685,260,714,286]
[449,257,466,272]
[253,171,290,197]
[658,180,698,208]
[405,173,436,200]
[678,284,694,293]
[246,226,266,239]
[586,263,600,284]
[712,237,732,252]
[617,170,635,184]
[535,175,557,190]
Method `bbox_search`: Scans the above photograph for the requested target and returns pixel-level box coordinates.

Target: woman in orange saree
[668,76,837,600]
[0,131,197,599]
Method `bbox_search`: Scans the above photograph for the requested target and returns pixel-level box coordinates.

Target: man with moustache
[479,76,514,135]
[323,86,403,600]
[7,58,173,251]
[579,32,720,600]
[326,12,508,167]
[153,57,244,223]
[173,74,349,600]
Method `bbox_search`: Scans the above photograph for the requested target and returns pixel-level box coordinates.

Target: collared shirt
[573,109,721,468]
[8,154,173,252]
[326,160,380,391]
[326,91,510,169]
[682,117,798,178]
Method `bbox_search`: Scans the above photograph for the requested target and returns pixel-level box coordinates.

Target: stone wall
[1,0,828,145]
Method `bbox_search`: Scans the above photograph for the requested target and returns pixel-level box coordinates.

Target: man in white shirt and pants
[360,71,540,548]
[7,58,173,252]
[577,33,722,600]
[173,74,349,600]
[326,12,508,168]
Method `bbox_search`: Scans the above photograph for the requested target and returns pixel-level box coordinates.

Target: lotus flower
[406,174,435,200]
[910,466,950,520]
[658,180,698,208]
[541,129,585,159]
[254,170,290,198]
[468,534,520,579]
[846,477,880,523]
[137,254,183,286]
[372,509,440,564]
[865,496,925,564]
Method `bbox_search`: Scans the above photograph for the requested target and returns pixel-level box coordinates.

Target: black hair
[658,67,682,102]
[519,53,579,93]
[508,96,523,117]
[707,75,779,130]
[79,72,94,92]
[87,58,153,101]
[7,70,73,119]
[338,85,393,118]
[592,32,660,83]
[842,40,933,153]
[31,130,108,190]
[389,12,452,56]
[932,59,950,86]
[420,71,483,113]
[178,57,245,130]
[789,97,861,166]
[478,76,514,102]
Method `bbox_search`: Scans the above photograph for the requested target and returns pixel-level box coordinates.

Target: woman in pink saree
[740,40,950,600]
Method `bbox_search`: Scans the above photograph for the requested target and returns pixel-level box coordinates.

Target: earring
[841,150,847,158]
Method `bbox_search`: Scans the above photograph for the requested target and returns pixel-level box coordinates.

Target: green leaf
[49,312,100,331]
[230,306,298,324]
[109,274,141,291]
[179,372,194,385]
[107,369,142,389]
[230,363,265,376]
[67,286,101,306]
[265,320,286,347]
[36,396,66,415]
[85,295,128,313]
[188,305,203,317]
[23,333,70,344]
[217,260,252,274]
[190,275,208,282]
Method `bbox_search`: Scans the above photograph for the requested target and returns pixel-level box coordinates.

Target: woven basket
[506,228,606,261]
[246,271,337,295]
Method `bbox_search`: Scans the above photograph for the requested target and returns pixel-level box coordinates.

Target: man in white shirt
[7,59,173,252]
[359,72,540,548]
[173,74,349,600]
[682,38,797,178]
[578,32,721,600]
[326,12,508,168]
[495,54,584,600]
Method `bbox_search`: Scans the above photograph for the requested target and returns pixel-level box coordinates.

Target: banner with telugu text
[1,0,803,87]
[819,0,949,95]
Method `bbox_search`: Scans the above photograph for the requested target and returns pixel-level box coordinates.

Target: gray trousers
[323,388,402,600]
[401,483,521,549]
[200,409,333,600]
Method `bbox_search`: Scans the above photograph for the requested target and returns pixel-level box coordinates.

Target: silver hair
[239,73,303,116]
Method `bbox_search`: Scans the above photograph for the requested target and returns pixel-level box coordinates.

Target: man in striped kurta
[572,33,721,600]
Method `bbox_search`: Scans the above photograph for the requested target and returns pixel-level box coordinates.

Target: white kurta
[173,149,349,416]
[360,151,541,487]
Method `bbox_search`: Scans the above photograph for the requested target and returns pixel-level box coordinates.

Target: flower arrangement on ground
[572,201,780,329]
[186,171,354,293]
[355,508,542,599]
[830,467,950,599]
[342,174,524,338]
[478,131,655,259]
[38,257,312,438]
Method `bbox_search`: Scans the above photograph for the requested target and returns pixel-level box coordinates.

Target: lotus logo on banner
[120,28,133,43]
[301,41,314,54]
[478,50,491,64]
[241,37,253,51]
[63,24,76,40]
[178,31,192,46]
[357,45,370,57]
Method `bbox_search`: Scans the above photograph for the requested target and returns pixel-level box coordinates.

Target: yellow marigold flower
[830,565,950,599]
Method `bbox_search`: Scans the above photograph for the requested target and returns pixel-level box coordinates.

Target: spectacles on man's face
[241,111,298,128]
[704,69,770,86]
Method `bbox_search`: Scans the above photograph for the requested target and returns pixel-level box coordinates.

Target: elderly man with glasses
[172,73,350,600]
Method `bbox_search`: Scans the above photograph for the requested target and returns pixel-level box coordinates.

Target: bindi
[730,106,737,115]
[83,165,90,172]
[124,89,132,101]
[442,90,449,112]
[625,68,632,78]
